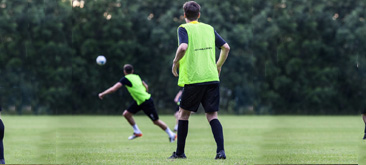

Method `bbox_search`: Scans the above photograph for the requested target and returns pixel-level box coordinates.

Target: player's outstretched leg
[123,110,143,140]
[153,120,176,142]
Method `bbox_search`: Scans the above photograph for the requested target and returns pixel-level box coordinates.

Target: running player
[99,64,176,142]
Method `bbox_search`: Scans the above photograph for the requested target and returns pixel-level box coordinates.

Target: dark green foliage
[0,0,365,115]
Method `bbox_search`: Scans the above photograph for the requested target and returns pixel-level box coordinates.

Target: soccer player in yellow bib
[99,64,176,142]
[169,1,230,159]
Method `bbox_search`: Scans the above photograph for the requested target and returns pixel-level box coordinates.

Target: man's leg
[168,108,191,158]
[123,110,136,126]
[140,98,176,142]
[170,85,202,159]
[153,120,167,130]
[176,109,191,154]
[123,110,142,139]
[201,83,225,159]
[152,119,176,142]
[206,112,225,159]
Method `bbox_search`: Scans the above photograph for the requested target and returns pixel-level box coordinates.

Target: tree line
[0,0,365,115]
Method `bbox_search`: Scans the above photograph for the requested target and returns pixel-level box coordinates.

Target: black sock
[176,120,188,155]
[210,119,224,153]
[364,123,366,134]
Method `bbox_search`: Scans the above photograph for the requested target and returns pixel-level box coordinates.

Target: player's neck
[185,19,198,23]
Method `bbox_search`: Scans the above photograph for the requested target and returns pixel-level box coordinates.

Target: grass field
[2,115,365,164]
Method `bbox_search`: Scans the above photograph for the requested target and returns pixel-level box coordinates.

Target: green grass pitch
[2,115,364,164]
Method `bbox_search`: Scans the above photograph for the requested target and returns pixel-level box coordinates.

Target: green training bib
[125,74,151,105]
[177,22,219,87]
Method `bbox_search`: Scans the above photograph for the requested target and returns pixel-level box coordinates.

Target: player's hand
[98,93,104,100]
[172,62,179,77]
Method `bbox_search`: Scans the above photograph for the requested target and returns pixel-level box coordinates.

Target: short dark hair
[183,1,200,21]
[123,64,134,74]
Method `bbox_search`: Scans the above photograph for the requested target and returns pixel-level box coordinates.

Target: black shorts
[127,98,159,121]
[180,83,220,113]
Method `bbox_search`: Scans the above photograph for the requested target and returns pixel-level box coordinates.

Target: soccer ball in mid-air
[96,55,106,66]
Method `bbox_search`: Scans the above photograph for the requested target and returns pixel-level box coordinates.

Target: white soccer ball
[96,55,106,65]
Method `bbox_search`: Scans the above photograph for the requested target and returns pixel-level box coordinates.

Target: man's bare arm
[98,82,123,99]
[172,43,188,77]
[216,43,230,76]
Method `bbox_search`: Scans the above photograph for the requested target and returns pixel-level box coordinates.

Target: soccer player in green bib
[169,1,230,159]
[98,64,176,142]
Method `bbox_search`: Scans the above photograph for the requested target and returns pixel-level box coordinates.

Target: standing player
[98,64,176,142]
[173,89,183,131]
[169,1,230,159]
[362,108,366,140]
[0,105,4,164]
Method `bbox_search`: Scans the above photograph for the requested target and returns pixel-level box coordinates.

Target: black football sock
[364,123,366,134]
[176,120,188,155]
[210,119,224,153]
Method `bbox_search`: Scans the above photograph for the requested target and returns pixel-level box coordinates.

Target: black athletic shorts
[127,98,159,121]
[180,83,220,113]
